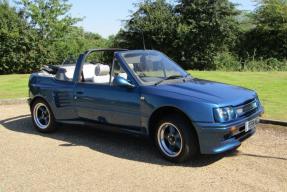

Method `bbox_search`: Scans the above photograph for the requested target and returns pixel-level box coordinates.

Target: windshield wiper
[154,75,185,86]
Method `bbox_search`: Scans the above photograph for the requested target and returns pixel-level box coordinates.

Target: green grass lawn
[0,72,286,120]
[0,74,29,99]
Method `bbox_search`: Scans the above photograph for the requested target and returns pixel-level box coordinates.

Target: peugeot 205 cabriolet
[28,48,264,162]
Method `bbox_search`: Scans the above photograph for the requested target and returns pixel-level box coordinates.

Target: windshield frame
[118,50,190,86]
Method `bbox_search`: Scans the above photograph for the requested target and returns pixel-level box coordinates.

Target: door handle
[74,91,84,100]
[76,91,84,95]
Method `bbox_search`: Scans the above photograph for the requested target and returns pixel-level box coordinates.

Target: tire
[31,99,57,133]
[154,114,198,163]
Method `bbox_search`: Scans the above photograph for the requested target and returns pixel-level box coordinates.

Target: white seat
[118,73,127,79]
[83,64,96,81]
[117,64,133,80]
[93,64,110,84]
[55,65,75,81]
[128,63,135,70]
[65,66,75,80]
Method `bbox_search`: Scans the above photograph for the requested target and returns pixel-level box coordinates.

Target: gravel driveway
[0,104,286,192]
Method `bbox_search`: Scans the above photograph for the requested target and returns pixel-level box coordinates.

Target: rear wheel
[31,99,57,133]
[154,114,198,163]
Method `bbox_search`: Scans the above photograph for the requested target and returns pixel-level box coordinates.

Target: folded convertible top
[41,65,61,75]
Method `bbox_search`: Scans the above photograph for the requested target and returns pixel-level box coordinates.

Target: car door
[74,56,141,129]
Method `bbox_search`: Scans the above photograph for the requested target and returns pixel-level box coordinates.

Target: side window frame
[110,58,116,85]
[111,58,127,85]
[117,52,142,86]
[78,54,113,86]
[111,57,135,86]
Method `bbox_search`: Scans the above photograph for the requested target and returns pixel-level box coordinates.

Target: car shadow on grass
[1,115,265,167]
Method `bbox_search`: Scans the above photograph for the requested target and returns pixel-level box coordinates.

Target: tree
[175,0,240,70]
[237,0,287,59]
[17,0,82,65]
[0,0,111,74]
[115,0,240,70]
[0,0,40,74]
[115,0,180,61]
[17,0,80,41]
[52,27,109,64]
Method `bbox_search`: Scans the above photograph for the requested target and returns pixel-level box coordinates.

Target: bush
[244,58,287,71]
[214,52,287,71]
[214,52,242,71]
[236,0,287,61]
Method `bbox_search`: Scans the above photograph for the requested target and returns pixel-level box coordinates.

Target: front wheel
[31,99,57,133]
[154,114,198,163]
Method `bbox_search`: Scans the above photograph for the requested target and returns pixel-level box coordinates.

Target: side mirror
[113,76,135,89]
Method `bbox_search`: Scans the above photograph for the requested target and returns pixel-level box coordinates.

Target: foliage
[236,0,287,60]
[243,58,287,71]
[214,52,287,71]
[1,0,287,74]
[114,0,179,60]
[17,0,82,65]
[18,0,80,40]
[214,52,242,71]
[52,27,111,64]
[0,0,40,74]
[236,11,255,32]
[115,0,240,70]
[175,0,240,70]
[0,0,111,74]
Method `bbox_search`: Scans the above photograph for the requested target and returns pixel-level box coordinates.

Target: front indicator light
[230,126,238,135]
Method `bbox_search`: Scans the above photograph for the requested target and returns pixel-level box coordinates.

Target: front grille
[235,99,258,118]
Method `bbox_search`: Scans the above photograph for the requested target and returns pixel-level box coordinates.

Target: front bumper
[194,107,263,154]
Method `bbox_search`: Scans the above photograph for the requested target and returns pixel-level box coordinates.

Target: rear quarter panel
[29,74,77,120]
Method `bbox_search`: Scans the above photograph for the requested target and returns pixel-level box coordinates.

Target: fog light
[224,126,239,140]
[229,126,238,135]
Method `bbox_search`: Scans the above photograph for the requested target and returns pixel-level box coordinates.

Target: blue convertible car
[28,48,264,162]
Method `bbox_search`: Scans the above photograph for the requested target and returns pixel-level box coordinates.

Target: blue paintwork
[28,49,264,154]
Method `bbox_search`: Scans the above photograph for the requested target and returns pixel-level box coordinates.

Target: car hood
[157,78,256,106]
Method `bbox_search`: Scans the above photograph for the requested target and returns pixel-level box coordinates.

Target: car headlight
[213,106,237,122]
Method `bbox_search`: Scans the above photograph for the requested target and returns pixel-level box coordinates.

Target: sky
[11,0,258,38]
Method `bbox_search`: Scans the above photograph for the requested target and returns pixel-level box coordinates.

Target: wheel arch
[148,106,199,143]
[29,96,50,111]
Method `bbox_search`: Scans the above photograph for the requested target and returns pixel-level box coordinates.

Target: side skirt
[57,119,149,136]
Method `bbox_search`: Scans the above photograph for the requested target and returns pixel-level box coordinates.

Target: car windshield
[120,50,189,84]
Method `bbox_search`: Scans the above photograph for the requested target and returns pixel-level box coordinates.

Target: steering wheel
[138,72,147,77]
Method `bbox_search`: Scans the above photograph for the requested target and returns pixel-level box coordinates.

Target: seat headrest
[128,63,134,70]
[95,64,110,76]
